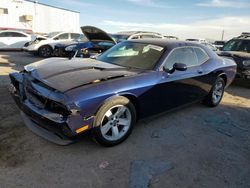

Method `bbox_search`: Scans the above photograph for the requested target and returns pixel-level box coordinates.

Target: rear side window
[193,47,209,64]
[239,40,250,53]
[70,33,81,39]
[56,33,69,40]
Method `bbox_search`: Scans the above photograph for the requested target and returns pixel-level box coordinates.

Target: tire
[53,48,60,57]
[203,77,225,107]
[38,45,53,57]
[92,96,136,147]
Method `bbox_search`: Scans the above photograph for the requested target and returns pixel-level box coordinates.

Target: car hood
[25,58,140,92]
[217,51,250,59]
[81,26,116,44]
[31,34,47,41]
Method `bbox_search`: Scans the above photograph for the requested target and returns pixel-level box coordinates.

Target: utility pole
[221,30,224,41]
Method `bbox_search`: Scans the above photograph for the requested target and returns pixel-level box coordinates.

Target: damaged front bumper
[9,72,94,145]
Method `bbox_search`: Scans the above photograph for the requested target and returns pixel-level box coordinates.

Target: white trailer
[0,0,80,33]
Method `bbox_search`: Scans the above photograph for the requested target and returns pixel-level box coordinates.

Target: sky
[37,0,250,40]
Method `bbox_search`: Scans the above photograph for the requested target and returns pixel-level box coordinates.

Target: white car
[24,32,82,57]
[0,30,31,50]
[186,38,207,43]
[201,42,218,51]
[213,41,226,50]
[111,31,165,43]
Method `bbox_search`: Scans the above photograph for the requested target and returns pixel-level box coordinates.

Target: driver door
[143,47,210,116]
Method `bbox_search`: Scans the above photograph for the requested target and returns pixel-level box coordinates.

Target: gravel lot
[0,51,249,188]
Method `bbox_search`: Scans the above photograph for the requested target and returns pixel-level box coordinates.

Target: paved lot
[0,51,250,188]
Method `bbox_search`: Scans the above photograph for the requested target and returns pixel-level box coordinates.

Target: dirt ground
[0,51,249,188]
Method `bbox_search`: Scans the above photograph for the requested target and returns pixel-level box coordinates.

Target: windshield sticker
[147,45,163,51]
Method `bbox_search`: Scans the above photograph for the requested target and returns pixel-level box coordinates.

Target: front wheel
[203,77,225,107]
[38,45,52,57]
[92,96,136,147]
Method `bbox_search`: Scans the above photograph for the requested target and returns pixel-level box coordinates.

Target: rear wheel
[203,77,225,107]
[92,96,136,147]
[38,45,53,57]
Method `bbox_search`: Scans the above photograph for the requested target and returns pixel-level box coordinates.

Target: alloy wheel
[212,81,223,104]
[100,105,132,141]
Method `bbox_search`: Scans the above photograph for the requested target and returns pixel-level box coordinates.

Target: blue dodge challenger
[9,39,236,146]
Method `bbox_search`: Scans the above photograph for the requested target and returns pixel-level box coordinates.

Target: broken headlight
[65,45,77,52]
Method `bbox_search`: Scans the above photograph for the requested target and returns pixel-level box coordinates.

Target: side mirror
[163,62,187,73]
[173,63,187,71]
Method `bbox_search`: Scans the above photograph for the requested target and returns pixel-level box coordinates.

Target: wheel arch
[38,44,53,57]
[120,93,140,120]
[217,72,227,85]
[94,93,140,122]
[38,44,53,50]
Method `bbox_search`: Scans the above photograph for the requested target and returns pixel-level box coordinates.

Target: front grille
[25,87,46,108]
[23,79,70,117]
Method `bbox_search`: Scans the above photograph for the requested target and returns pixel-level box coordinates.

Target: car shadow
[226,80,250,99]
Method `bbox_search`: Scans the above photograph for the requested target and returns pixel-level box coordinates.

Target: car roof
[232,33,250,40]
[232,37,250,41]
[117,31,162,36]
[126,38,207,48]
[0,30,28,34]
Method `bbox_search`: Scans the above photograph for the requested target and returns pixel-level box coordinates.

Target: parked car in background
[201,42,218,51]
[9,39,236,146]
[186,38,207,43]
[0,30,31,50]
[111,31,165,42]
[186,39,217,51]
[53,26,115,58]
[23,31,82,57]
[23,34,48,48]
[213,40,226,50]
[164,35,179,40]
[217,33,250,80]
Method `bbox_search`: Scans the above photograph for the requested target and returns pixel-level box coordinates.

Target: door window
[164,47,199,70]
[56,33,69,40]
[0,32,8,37]
[131,35,140,39]
[0,32,26,37]
[9,32,27,37]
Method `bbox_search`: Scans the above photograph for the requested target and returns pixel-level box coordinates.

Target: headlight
[65,45,77,52]
[67,103,81,116]
[242,60,250,66]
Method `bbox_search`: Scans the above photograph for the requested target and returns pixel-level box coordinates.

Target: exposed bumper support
[21,112,75,146]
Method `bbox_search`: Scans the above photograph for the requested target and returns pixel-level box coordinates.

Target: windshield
[186,39,199,42]
[223,39,250,53]
[47,32,61,38]
[214,41,225,45]
[97,41,165,70]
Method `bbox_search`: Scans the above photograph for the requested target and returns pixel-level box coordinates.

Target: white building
[0,0,80,33]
